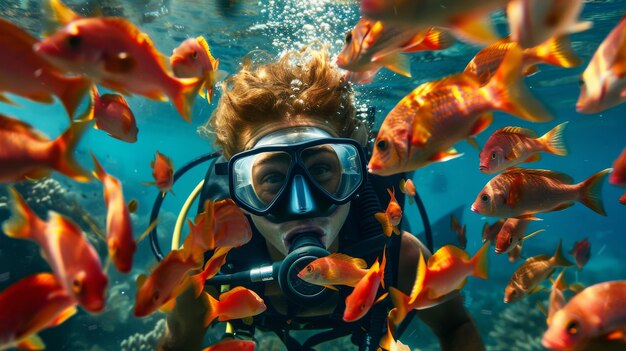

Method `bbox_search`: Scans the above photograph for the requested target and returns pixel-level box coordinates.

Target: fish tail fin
[579,168,611,216]
[16,334,45,351]
[50,119,92,182]
[471,241,490,279]
[538,122,568,156]
[422,27,456,50]
[388,287,410,326]
[485,46,553,122]
[171,77,203,122]
[43,0,80,34]
[58,77,91,119]
[533,35,582,68]
[202,291,219,327]
[89,151,106,181]
[620,191,626,205]
[2,187,40,240]
[551,240,574,267]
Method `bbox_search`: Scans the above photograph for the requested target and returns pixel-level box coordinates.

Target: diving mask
[216,127,367,222]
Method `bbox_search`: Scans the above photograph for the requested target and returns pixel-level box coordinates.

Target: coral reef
[120,318,166,351]
[486,299,546,351]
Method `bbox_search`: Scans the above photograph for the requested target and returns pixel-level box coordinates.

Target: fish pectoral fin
[428,148,462,163]
[514,214,542,221]
[466,137,481,151]
[375,292,389,304]
[469,113,493,136]
[159,297,177,313]
[529,285,545,295]
[525,154,542,163]
[322,284,339,291]
[379,54,412,78]
[49,305,77,327]
[411,124,432,146]
[549,202,575,212]
[375,212,393,237]
[16,334,45,350]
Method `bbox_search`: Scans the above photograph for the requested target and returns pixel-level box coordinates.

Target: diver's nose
[289,174,315,215]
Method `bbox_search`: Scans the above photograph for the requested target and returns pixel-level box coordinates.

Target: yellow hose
[171,179,205,250]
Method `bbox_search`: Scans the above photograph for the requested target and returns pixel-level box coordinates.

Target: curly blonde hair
[203,47,367,159]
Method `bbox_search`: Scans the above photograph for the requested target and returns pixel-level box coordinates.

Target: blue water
[0,0,625,350]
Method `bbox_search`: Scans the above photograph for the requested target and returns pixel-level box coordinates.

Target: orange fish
[507,0,590,49]
[343,249,386,322]
[450,214,467,249]
[297,253,368,290]
[337,19,455,80]
[569,238,591,270]
[482,219,505,244]
[90,87,138,143]
[147,151,175,196]
[471,168,611,219]
[3,188,108,313]
[202,286,266,327]
[35,1,202,121]
[610,148,626,205]
[0,114,91,183]
[479,123,568,174]
[170,36,221,103]
[378,318,411,351]
[359,0,504,44]
[134,249,201,317]
[504,240,572,303]
[368,47,553,176]
[0,17,90,118]
[546,269,568,326]
[202,339,256,351]
[494,218,539,254]
[577,15,626,114]
[91,153,136,273]
[465,36,582,85]
[0,273,77,350]
[375,188,402,237]
[389,242,489,325]
[399,178,416,204]
[190,247,231,293]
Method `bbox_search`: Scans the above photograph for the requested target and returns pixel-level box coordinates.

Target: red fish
[479,123,569,174]
[495,218,531,254]
[297,253,368,290]
[577,15,626,114]
[0,273,77,350]
[368,47,553,176]
[202,287,266,327]
[91,153,136,273]
[399,178,416,204]
[35,2,202,121]
[190,247,231,293]
[569,238,591,270]
[90,87,138,143]
[450,214,467,249]
[471,168,610,219]
[134,249,201,317]
[482,219,505,244]
[202,339,256,351]
[610,147,626,205]
[375,188,402,237]
[3,188,108,313]
[0,17,90,118]
[542,281,626,350]
[170,36,220,103]
[507,0,590,49]
[0,115,91,183]
[343,249,387,322]
[148,151,175,196]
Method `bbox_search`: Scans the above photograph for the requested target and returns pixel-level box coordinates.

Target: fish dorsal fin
[428,245,469,271]
[522,168,575,184]
[103,18,169,72]
[0,114,48,141]
[136,274,148,289]
[327,253,367,269]
[219,286,248,301]
[526,254,550,264]
[499,126,538,138]
[196,36,218,67]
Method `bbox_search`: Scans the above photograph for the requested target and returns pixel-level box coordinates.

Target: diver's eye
[192,50,198,59]
[491,152,496,160]
[481,194,490,203]
[376,139,388,151]
[566,320,579,335]
[72,278,82,294]
[306,265,313,273]
[345,32,353,44]
[66,34,82,49]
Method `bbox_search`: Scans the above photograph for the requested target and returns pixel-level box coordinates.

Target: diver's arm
[157,285,210,351]
[397,232,485,351]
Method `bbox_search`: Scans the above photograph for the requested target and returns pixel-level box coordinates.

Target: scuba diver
[155,47,485,351]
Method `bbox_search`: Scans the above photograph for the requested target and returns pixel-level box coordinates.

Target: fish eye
[376,139,388,151]
[566,320,579,335]
[192,50,198,59]
[306,265,313,273]
[345,32,353,44]
[72,278,82,294]
[578,79,585,87]
[491,152,496,160]
[66,34,82,49]
[153,292,160,302]
[481,194,490,203]
[508,237,513,245]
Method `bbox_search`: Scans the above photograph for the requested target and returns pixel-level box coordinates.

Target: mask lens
[300,143,363,200]
[232,151,292,212]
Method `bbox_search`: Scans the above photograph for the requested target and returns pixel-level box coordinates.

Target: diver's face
[250,203,350,257]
